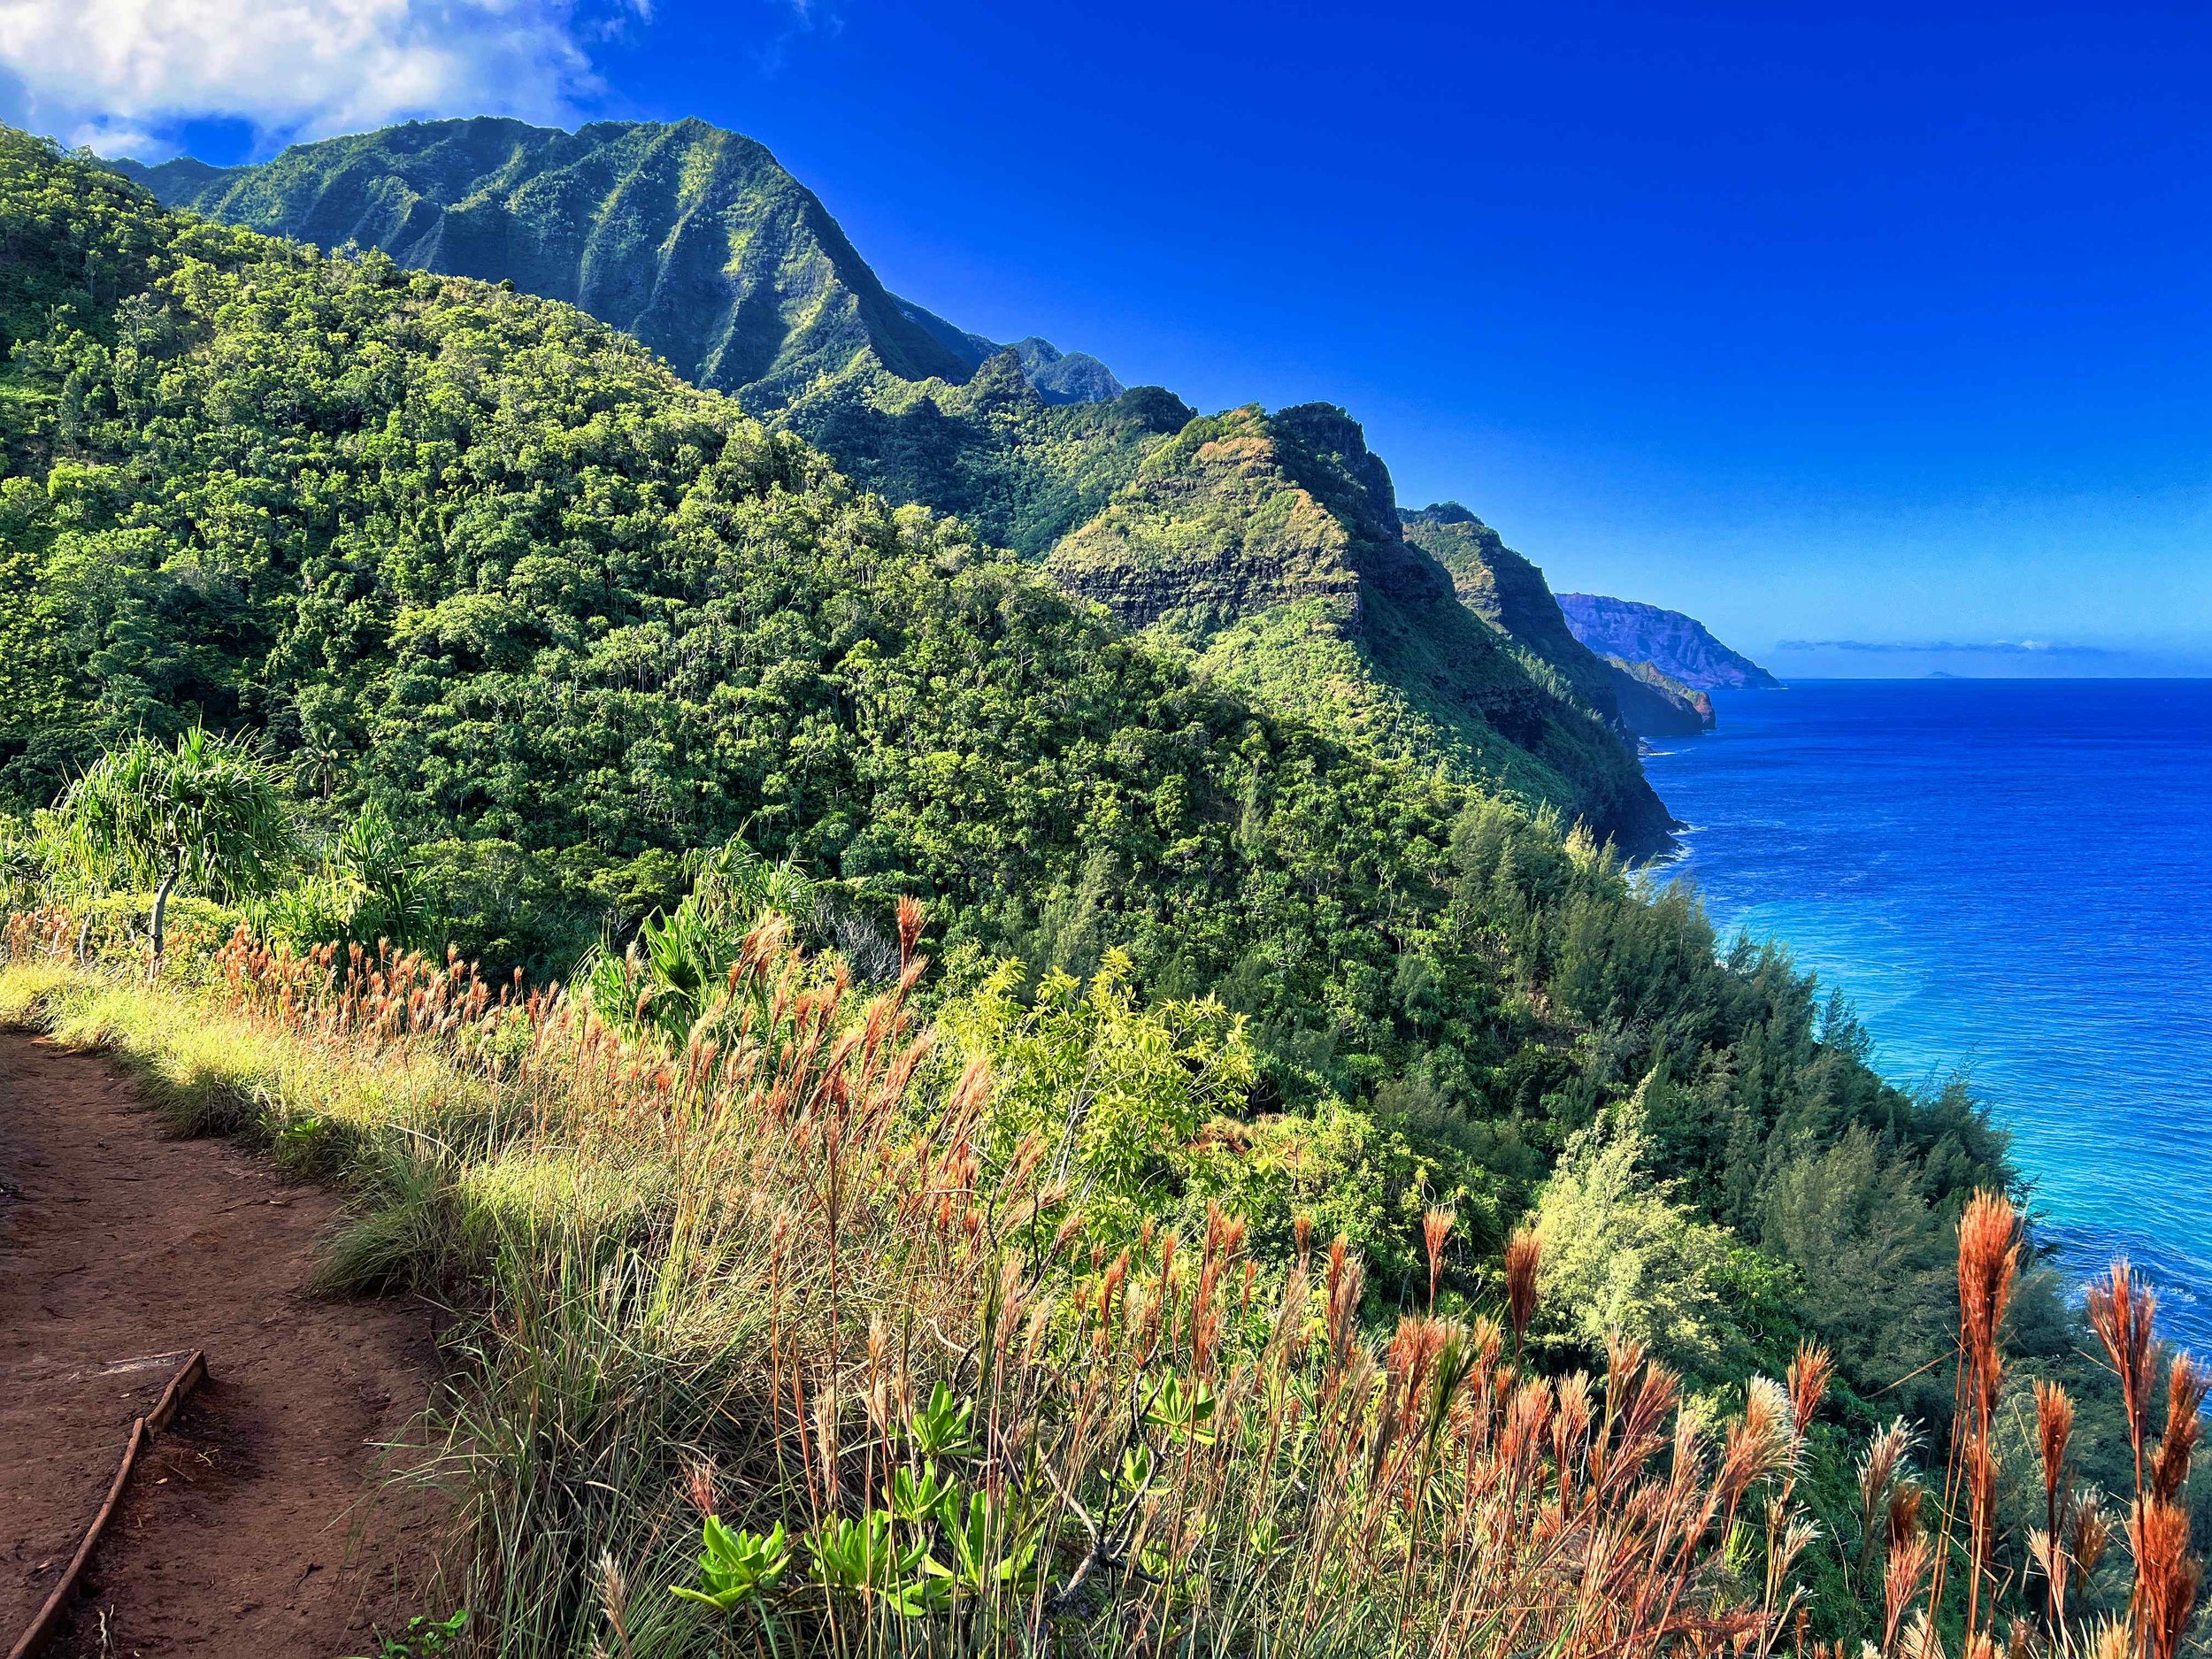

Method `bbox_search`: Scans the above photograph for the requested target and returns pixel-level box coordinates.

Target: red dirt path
[0,1030,442,1656]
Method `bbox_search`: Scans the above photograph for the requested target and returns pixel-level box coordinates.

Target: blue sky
[9,1,2208,673]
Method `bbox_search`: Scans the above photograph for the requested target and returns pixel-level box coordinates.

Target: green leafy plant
[890,1461,953,1524]
[904,1381,980,1460]
[669,1517,790,1613]
[943,949,1256,1244]
[1146,1371,1218,1446]
[350,1608,467,1659]
[336,803,428,944]
[581,835,818,1050]
[806,1511,926,1598]
[931,1489,1041,1598]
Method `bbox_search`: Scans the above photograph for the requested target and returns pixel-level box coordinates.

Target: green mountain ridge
[1402,503,1717,739]
[1050,411,1676,852]
[111,116,1118,411]
[106,114,1673,849]
[1400,503,1626,722]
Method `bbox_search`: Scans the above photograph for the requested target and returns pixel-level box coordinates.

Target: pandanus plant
[49,727,296,964]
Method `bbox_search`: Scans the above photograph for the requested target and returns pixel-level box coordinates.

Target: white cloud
[0,0,624,158]
[755,0,836,75]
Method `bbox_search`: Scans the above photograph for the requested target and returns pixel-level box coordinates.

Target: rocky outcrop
[1556,594,1779,689]
[1606,657,1716,735]
[1048,409,1365,630]
[1048,408,1678,856]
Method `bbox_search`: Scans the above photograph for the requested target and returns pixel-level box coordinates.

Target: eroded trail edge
[0,1032,441,1657]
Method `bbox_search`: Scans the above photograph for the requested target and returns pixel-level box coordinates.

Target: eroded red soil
[0,1031,442,1656]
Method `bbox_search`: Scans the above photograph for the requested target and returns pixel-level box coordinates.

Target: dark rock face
[1605,657,1716,735]
[1556,594,1780,690]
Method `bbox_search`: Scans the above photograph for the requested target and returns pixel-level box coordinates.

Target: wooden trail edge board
[7,1348,208,1659]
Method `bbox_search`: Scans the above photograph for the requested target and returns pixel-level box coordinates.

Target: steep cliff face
[1557,594,1780,689]
[1400,503,1624,726]
[1048,408,1677,854]
[113,118,1120,415]
[1048,407,1366,629]
[1397,510,1729,737]
[1607,658,1716,735]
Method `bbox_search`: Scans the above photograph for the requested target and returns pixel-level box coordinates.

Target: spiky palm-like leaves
[50,728,296,959]
[581,835,825,1051]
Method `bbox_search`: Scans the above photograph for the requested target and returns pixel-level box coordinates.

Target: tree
[1528,1097,1739,1374]
[50,727,296,961]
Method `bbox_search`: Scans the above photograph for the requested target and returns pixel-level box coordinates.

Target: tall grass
[2,904,2202,1658]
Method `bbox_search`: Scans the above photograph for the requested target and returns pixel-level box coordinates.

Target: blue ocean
[1640,679,2212,1348]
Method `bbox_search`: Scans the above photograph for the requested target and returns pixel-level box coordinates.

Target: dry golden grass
[3,905,2204,1659]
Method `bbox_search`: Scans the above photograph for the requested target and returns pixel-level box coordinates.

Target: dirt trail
[0,1031,442,1657]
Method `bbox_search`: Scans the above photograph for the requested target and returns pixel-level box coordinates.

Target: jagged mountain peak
[1406,499,1481,526]
[112,115,1123,411]
[1010,336,1125,404]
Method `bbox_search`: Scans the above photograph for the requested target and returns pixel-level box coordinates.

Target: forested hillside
[111,116,1691,849]
[0,127,2037,1409]
[1401,503,1630,724]
[783,352,1194,557]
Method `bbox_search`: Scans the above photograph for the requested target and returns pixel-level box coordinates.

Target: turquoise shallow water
[1639,679,2212,1348]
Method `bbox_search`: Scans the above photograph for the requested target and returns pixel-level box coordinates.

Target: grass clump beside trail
[5,907,2208,1659]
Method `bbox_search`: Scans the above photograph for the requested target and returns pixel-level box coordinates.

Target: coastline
[1641,678,2212,1347]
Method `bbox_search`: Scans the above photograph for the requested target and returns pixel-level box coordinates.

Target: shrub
[1528,1102,1743,1375]
[942,948,1256,1246]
